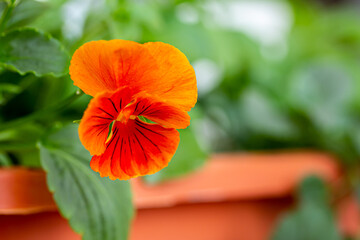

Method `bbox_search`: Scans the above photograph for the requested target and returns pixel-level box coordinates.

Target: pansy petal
[143,42,197,111]
[90,119,179,180]
[70,40,197,112]
[78,87,133,156]
[69,40,146,96]
[133,93,190,129]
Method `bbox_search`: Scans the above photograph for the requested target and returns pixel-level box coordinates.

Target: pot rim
[0,150,342,214]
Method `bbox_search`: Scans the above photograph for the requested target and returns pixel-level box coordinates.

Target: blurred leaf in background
[288,61,353,133]
[0,0,48,31]
[0,28,69,77]
[272,176,341,240]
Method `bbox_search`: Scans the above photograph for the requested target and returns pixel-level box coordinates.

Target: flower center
[116,107,136,124]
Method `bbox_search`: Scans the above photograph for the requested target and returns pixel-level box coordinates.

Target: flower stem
[0,0,16,33]
[0,90,84,131]
[0,142,37,151]
[0,75,37,106]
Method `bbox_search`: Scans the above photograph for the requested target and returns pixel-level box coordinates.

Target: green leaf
[1,0,49,30]
[39,124,134,240]
[288,62,352,131]
[0,152,12,166]
[15,148,41,167]
[144,126,208,184]
[0,123,42,167]
[271,176,342,240]
[0,2,6,13]
[0,28,69,77]
[240,88,297,139]
[0,82,21,93]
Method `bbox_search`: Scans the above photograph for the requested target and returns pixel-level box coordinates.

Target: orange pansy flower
[69,40,197,180]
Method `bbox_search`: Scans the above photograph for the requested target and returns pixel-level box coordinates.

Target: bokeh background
[1,0,360,239]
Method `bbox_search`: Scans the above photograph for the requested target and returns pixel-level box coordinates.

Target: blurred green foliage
[1,0,360,239]
[272,176,341,240]
[0,28,69,76]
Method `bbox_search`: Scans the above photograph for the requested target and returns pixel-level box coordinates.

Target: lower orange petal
[90,119,180,180]
[133,92,190,129]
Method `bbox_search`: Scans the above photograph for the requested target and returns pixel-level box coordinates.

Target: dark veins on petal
[98,107,114,118]
[135,120,165,137]
[108,98,118,113]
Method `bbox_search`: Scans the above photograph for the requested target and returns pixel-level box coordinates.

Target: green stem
[0,0,16,33]
[0,90,84,131]
[0,75,37,105]
[0,142,37,151]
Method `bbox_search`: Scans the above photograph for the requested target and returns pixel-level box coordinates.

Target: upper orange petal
[90,119,180,180]
[70,40,197,111]
[143,42,197,111]
[78,87,133,156]
[69,40,143,96]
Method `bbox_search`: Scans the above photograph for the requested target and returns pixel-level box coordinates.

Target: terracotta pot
[0,151,358,240]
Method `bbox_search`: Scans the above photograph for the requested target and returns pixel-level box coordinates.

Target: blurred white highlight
[176,3,199,24]
[62,0,103,40]
[193,59,223,96]
[205,1,293,46]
